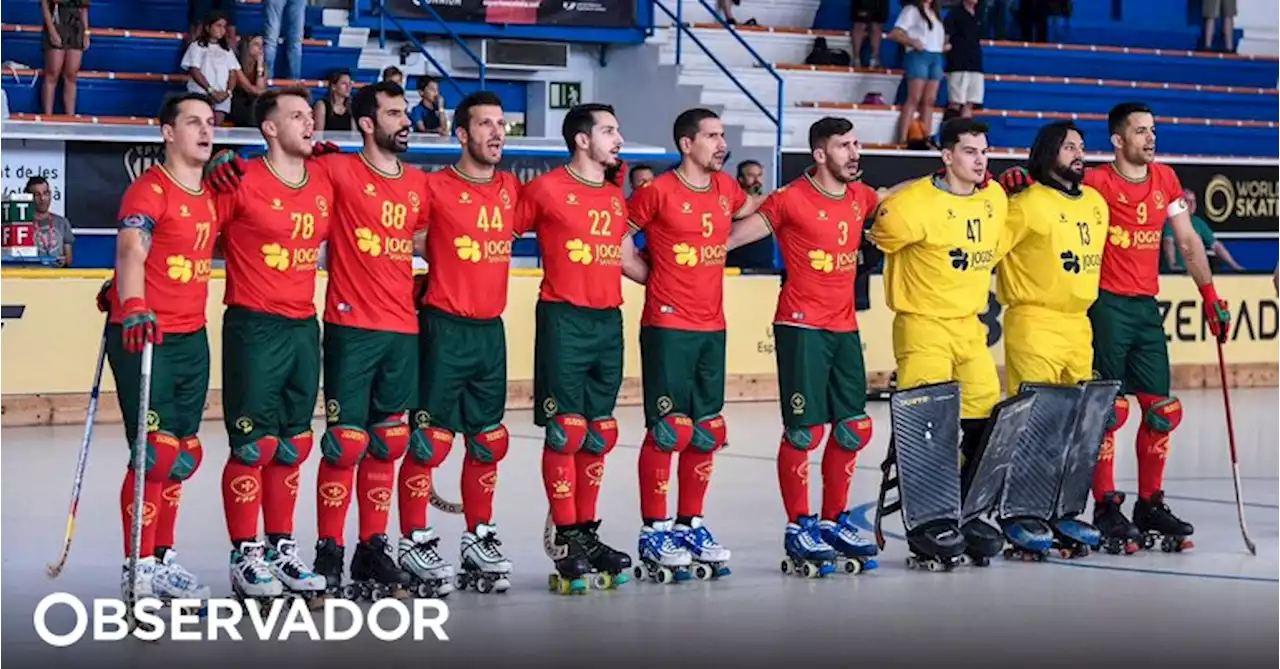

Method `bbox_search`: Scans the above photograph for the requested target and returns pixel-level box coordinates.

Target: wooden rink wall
[2,271,1276,428]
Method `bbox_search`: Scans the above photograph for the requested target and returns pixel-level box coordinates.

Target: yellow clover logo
[455,235,482,262]
[355,228,382,257]
[262,243,290,271]
[1108,225,1131,249]
[566,238,593,265]
[166,255,193,282]
[673,243,698,267]
[808,250,834,273]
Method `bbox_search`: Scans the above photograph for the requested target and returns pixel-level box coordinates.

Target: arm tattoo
[139,228,153,252]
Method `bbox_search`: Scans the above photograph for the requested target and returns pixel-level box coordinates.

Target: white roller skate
[782,515,837,578]
[267,537,327,607]
[635,520,692,584]
[230,541,283,604]
[673,516,731,580]
[400,528,456,598]
[820,511,880,574]
[120,555,159,601]
[155,549,213,602]
[457,523,511,594]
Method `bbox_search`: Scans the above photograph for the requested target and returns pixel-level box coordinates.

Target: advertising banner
[63,140,171,231]
[0,139,65,216]
[383,0,635,28]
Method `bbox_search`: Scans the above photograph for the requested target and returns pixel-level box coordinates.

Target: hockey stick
[126,341,156,626]
[1215,340,1256,556]
[46,319,110,578]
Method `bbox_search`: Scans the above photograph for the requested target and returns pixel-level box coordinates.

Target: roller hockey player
[517,104,637,595]
[1001,103,1232,553]
[622,109,763,583]
[726,117,881,577]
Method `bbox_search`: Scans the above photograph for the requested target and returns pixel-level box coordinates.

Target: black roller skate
[904,519,967,572]
[1133,490,1194,553]
[960,519,1003,567]
[346,534,410,600]
[579,520,633,590]
[1093,491,1142,554]
[547,525,591,596]
[313,538,346,597]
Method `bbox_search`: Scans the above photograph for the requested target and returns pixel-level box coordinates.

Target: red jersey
[516,166,627,310]
[108,166,219,334]
[420,166,521,320]
[315,152,429,334]
[628,169,748,331]
[218,158,333,319]
[757,172,877,332]
[1083,162,1185,297]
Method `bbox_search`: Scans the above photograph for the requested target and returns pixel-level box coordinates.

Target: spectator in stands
[182,12,241,125]
[890,0,947,146]
[264,0,307,80]
[943,0,983,118]
[188,0,238,48]
[411,77,449,136]
[231,34,268,127]
[40,0,89,116]
[851,0,889,68]
[1202,0,1237,52]
[1161,188,1244,274]
[726,160,776,270]
[1016,0,1051,43]
[25,177,73,268]
[715,0,739,26]
[628,164,655,191]
[313,69,354,132]
[382,66,404,87]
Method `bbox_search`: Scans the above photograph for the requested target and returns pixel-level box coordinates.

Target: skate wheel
[633,565,647,581]
[341,584,360,600]
[974,556,990,567]
[547,574,560,592]
[476,577,493,594]
[591,572,613,590]
[415,582,433,598]
[780,559,792,575]
[692,563,713,581]
[1142,535,1156,550]
[1079,545,1091,558]
[926,560,942,573]
[801,562,819,579]
[656,567,674,585]
[1057,548,1072,559]
[905,556,917,570]
[844,559,862,575]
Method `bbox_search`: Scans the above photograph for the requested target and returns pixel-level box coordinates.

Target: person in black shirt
[944,0,984,118]
[726,160,776,270]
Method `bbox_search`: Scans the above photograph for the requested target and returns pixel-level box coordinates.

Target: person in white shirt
[889,0,949,145]
[181,11,241,124]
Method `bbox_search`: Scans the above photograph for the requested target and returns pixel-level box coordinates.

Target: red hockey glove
[204,149,245,194]
[95,279,113,314]
[998,166,1034,194]
[311,141,341,158]
[120,298,162,353]
[1199,283,1231,343]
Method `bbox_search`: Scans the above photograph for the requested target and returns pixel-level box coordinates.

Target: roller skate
[399,528,455,598]
[820,511,879,574]
[1051,516,1100,559]
[1132,490,1194,553]
[346,534,410,600]
[904,519,967,572]
[267,536,328,608]
[313,538,346,597]
[1092,491,1141,554]
[673,516,731,580]
[579,519,632,590]
[999,517,1054,561]
[154,548,212,610]
[230,541,283,607]
[457,523,512,594]
[959,518,1003,567]
[546,525,591,596]
[781,515,837,578]
[634,520,692,584]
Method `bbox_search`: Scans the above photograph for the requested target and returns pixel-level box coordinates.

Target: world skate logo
[949,248,969,271]
[230,475,259,504]
[319,482,348,508]
[367,487,393,512]
[1060,250,1081,274]
[403,474,432,499]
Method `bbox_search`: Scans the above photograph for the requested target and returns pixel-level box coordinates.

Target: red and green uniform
[313,151,429,545]
[1083,162,1186,502]
[758,171,878,523]
[107,165,219,559]
[517,166,627,527]
[411,166,520,532]
[628,168,746,522]
[217,157,332,543]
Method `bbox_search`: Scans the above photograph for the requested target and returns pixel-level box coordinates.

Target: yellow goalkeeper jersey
[996,182,1110,314]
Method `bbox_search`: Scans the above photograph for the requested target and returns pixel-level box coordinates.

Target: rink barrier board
[1,272,1275,427]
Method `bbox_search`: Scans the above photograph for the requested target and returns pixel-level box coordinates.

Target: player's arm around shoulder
[867,180,927,254]
[728,185,784,251]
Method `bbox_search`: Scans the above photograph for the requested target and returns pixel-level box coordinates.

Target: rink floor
[3,389,1277,668]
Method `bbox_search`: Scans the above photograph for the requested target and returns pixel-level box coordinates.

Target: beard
[375,125,408,154]
[1053,161,1084,186]
[466,138,500,167]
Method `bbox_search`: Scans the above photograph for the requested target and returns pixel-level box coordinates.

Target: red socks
[222,460,261,543]
[1092,432,1118,502]
[638,434,673,520]
[397,458,433,535]
[262,461,300,537]
[1135,394,1175,500]
[820,439,859,521]
[574,451,606,523]
[461,454,496,532]
[542,449,577,526]
[777,438,810,521]
[676,450,715,518]
[316,461,355,544]
[155,481,182,548]
[356,457,395,542]
[119,469,161,559]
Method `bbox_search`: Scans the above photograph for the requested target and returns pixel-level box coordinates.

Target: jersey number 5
[701,212,714,238]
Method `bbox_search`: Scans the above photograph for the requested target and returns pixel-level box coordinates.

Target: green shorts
[322,322,417,427]
[417,307,506,435]
[222,306,320,446]
[774,324,867,428]
[639,325,726,427]
[106,326,210,445]
[1088,290,1170,397]
[533,300,624,426]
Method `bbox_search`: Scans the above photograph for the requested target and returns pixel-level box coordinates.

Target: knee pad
[691,415,728,453]
[275,431,313,467]
[409,425,454,467]
[230,435,279,468]
[1141,396,1182,434]
[369,416,410,461]
[466,424,509,464]
[832,414,873,452]
[140,431,182,483]
[584,417,619,455]
[546,413,589,454]
[321,425,370,468]
[783,424,824,451]
[168,435,203,482]
[647,413,694,453]
[1106,396,1131,434]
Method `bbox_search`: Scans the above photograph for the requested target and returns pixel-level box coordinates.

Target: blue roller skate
[673,516,731,581]
[1000,517,1055,562]
[820,511,879,574]
[634,520,692,585]
[782,515,837,578]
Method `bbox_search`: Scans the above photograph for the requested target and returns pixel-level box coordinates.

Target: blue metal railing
[654,0,785,189]
[374,0,486,97]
